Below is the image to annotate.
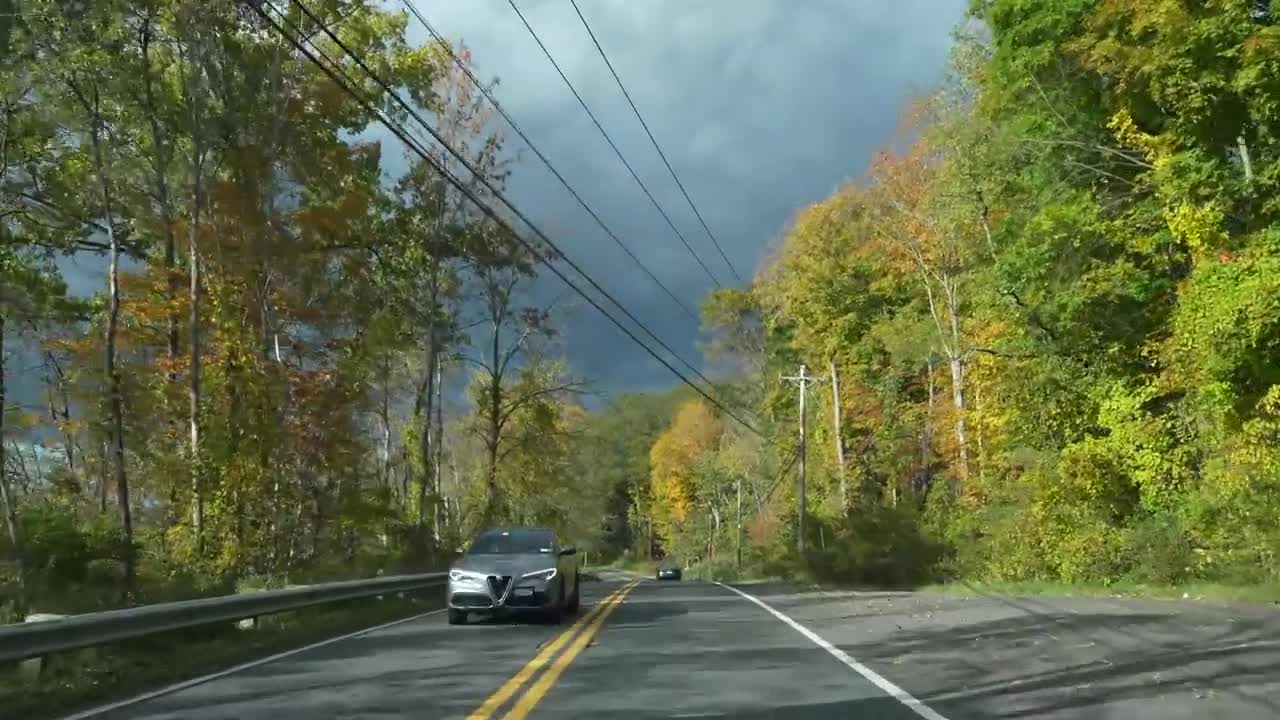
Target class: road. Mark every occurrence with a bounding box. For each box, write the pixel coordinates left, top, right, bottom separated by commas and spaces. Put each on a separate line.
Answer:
70, 574, 1280, 719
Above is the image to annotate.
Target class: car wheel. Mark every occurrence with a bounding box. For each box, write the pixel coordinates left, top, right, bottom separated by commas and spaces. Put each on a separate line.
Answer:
545, 583, 565, 624
566, 578, 580, 614
447, 609, 467, 625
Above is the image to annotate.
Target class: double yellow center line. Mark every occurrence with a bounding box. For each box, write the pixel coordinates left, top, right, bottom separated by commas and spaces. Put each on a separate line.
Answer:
467, 579, 641, 720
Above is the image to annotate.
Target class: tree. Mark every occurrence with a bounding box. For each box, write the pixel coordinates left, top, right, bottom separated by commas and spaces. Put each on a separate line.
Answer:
0, 0, 498, 598
576, 389, 695, 559
649, 400, 723, 556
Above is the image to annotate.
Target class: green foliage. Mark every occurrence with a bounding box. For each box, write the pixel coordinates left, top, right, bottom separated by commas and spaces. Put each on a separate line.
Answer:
803, 505, 945, 588
0, 0, 552, 622
574, 390, 694, 561
617, 0, 1280, 593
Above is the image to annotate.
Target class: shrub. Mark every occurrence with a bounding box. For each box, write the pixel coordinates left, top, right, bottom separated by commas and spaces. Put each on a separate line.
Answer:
802, 504, 944, 588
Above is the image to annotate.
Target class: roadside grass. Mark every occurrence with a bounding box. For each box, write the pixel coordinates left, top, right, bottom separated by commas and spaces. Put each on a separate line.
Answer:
919, 578, 1280, 607
585, 553, 1280, 610
0, 591, 443, 720
690, 558, 1280, 609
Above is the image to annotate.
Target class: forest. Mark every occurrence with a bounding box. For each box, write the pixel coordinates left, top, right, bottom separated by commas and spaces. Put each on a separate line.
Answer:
613, 0, 1280, 591
0, 0, 603, 620
4, 0, 1280, 627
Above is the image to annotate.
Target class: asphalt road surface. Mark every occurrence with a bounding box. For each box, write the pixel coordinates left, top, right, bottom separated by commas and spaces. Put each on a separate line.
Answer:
68, 574, 1280, 719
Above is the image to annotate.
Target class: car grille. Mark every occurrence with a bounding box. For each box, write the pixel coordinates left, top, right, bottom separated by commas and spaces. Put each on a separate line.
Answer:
452, 593, 493, 608
487, 575, 512, 599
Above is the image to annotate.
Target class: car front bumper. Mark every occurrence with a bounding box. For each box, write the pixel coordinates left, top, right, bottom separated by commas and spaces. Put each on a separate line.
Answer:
447, 575, 560, 613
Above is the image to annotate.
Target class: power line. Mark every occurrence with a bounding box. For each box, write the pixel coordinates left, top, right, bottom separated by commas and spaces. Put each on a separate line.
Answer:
568, 0, 743, 284
397, 0, 703, 327
766, 445, 802, 503
504, 0, 724, 289
284, 0, 720, 398
251, 0, 760, 436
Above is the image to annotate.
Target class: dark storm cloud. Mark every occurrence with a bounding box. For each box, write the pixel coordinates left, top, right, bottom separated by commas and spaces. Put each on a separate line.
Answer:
5, 2, 967, 421
404, 0, 969, 394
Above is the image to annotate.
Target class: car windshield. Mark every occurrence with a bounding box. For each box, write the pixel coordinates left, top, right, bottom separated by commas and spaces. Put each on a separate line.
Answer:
468, 529, 555, 555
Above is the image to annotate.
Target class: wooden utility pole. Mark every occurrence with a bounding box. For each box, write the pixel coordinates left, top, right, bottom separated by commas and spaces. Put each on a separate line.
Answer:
782, 364, 822, 557
829, 359, 846, 509
735, 472, 743, 571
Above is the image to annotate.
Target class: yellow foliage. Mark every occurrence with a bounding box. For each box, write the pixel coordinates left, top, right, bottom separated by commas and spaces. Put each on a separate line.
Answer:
649, 401, 722, 531
1106, 109, 1164, 162
1164, 202, 1227, 254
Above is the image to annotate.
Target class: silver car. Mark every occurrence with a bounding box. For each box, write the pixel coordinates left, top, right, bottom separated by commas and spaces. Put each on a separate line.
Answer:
446, 527, 580, 625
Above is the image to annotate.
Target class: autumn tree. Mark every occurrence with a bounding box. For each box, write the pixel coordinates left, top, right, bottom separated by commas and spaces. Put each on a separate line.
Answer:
649, 400, 724, 558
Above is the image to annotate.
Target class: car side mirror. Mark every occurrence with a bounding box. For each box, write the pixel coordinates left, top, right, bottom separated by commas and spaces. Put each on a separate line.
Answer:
559, 546, 577, 556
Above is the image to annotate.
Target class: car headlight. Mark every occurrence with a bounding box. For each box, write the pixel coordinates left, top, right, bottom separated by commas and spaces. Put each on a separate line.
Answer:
523, 568, 557, 582
449, 569, 484, 584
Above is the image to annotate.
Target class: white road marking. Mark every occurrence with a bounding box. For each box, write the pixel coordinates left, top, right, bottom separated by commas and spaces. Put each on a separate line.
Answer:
58, 607, 446, 720
715, 582, 951, 720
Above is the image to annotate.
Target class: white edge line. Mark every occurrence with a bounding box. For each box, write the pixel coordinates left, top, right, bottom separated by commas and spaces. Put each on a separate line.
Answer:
58, 607, 447, 720
714, 582, 950, 720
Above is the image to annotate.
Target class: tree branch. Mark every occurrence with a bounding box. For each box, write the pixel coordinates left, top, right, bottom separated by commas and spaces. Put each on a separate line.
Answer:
1018, 137, 1154, 170
497, 380, 584, 430
965, 346, 1036, 360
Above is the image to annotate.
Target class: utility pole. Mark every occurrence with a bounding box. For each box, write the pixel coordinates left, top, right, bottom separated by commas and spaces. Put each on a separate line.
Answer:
829, 358, 846, 510
782, 364, 822, 557
735, 472, 742, 571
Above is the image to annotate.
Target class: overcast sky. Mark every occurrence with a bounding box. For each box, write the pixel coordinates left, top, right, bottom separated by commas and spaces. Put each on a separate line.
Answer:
9, 1, 969, 420
402, 0, 969, 397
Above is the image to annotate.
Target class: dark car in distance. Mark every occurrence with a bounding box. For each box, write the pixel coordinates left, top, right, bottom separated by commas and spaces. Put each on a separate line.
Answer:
656, 561, 681, 581
447, 527, 579, 625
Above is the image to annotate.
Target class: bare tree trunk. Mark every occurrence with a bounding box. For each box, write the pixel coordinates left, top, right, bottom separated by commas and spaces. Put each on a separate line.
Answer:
99, 440, 108, 513
185, 40, 206, 552
432, 355, 445, 539
1238, 135, 1254, 184
139, 16, 184, 536
400, 443, 410, 511
485, 428, 499, 523
707, 510, 716, 560
947, 357, 969, 487
974, 188, 997, 259
225, 353, 242, 553
829, 359, 846, 509
43, 351, 75, 471
0, 465, 25, 620
913, 353, 935, 496
647, 514, 653, 560
0, 313, 27, 619
379, 353, 392, 491
448, 455, 462, 532
921, 272, 969, 491
485, 318, 501, 522
947, 355, 969, 484
945, 284, 970, 486
418, 340, 436, 527
140, 17, 181, 384
974, 382, 986, 486
83, 82, 133, 589
735, 474, 742, 570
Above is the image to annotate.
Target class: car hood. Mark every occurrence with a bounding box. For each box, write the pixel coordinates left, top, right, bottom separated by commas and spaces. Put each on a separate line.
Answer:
453, 553, 558, 577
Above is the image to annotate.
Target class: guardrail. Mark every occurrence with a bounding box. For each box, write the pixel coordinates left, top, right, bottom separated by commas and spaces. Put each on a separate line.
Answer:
0, 572, 447, 664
